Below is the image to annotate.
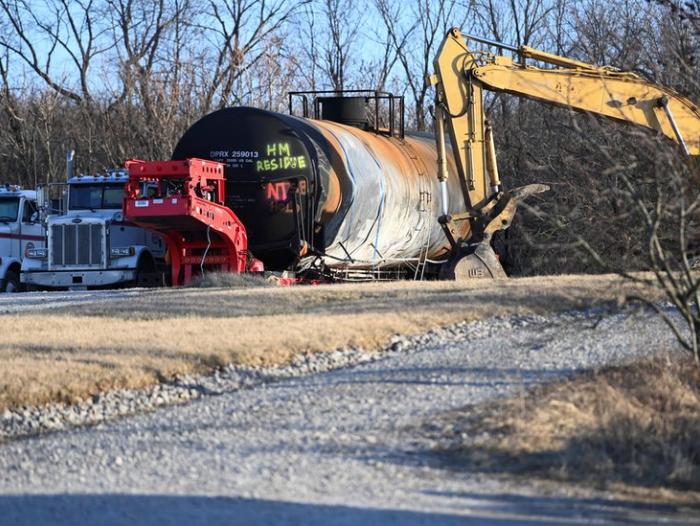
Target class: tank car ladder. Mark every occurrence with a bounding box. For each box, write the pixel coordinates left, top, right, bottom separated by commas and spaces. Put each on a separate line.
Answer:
413, 190, 433, 281
123, 158, 249, 286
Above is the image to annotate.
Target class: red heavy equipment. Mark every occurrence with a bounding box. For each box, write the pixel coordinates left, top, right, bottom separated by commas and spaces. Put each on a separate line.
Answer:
123, 158, 254, 286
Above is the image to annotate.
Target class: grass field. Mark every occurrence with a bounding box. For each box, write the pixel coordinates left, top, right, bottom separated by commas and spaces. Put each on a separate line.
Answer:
0, 274, 651, 411
433, 357, 700, 503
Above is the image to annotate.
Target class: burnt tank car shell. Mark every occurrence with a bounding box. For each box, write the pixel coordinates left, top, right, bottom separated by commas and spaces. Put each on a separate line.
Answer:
171, 107, 468, 272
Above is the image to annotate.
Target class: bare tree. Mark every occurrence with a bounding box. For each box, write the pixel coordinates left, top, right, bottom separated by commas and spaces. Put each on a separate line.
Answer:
295, 2, 320, 90
320, 0, 363, 91
524, 118, 700, 365
240, 34, 300, 111
652, 0, 700, 33
358, 4, 403, 93
546, 0, 574, 55
107, 0, 187, 107
647, 1, 700, 98
293, 0, 365, 92
200, 0, 308, 111
0, 0, 113, 105
102, 0, 195, 161
376, 0, 474, 130
354, 29, 401, 94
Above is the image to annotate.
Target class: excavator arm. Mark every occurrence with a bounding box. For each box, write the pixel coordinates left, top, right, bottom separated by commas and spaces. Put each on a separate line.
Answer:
475, 48, 700, 157
430, 27, 700, 279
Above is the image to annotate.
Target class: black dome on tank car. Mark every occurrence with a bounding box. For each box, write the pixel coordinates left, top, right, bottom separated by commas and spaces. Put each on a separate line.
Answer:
171, 107, 331, 270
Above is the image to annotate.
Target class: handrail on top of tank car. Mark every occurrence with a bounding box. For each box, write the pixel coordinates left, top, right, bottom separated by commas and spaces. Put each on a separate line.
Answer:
287, 89, 405, 138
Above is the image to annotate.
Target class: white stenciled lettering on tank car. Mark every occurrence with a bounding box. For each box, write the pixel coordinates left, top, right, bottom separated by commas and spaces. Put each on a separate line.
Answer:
231, 150, 259, 158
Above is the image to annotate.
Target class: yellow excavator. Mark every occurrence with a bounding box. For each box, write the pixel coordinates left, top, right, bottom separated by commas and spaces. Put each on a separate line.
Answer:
430, 28, 700, 279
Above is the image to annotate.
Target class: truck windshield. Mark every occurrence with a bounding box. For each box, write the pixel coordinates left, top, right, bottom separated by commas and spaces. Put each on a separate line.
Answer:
69, 184, 125, 210
0, 197, 19, 222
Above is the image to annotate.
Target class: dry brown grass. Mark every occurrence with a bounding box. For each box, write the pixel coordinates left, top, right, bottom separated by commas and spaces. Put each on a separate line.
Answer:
434, 357, 700, 503
0, 274, 653, 411
189, 271, 273, 288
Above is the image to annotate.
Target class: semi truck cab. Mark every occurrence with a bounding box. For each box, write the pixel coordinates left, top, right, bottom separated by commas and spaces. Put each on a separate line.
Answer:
0, 186, 43, 292
21, 172, 166, 290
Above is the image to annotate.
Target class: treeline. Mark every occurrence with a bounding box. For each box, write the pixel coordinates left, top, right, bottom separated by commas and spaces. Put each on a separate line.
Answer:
0, 0, 698, 274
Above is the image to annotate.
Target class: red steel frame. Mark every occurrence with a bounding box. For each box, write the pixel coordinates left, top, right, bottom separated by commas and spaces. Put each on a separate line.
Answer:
124, 158, 249, 286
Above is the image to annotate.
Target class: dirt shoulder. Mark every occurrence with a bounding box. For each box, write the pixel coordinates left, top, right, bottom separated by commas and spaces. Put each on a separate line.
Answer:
0, 274, 650, 411
426, 357, 700, 505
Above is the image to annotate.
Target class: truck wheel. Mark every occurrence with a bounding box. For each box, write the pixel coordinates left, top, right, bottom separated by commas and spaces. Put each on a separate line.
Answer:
135, 256, 159, 288
1, 271, 20, 293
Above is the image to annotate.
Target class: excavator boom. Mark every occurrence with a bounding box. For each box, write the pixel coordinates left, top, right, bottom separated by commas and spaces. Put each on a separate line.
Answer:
474, 50, 700, 157
430, 27, 700, 279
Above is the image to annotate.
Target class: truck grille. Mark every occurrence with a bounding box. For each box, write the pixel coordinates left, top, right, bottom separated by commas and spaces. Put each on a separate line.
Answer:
50, 223, 104, 267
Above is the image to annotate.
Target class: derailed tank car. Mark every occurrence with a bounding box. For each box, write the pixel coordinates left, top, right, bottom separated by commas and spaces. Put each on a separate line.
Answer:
171, 92, 469, 279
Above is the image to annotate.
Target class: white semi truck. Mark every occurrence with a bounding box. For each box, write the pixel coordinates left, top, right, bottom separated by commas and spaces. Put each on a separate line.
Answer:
0, 186, 43, 292
21, 171, 166, 290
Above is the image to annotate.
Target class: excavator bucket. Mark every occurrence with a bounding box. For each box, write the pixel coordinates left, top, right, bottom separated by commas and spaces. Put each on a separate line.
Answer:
438, 241, 507, 280
439, 183, 549, 280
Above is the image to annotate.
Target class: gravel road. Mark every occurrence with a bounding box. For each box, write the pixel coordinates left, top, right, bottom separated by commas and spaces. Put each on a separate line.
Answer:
0, 308, 698, 525
0, 287, 151, 314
